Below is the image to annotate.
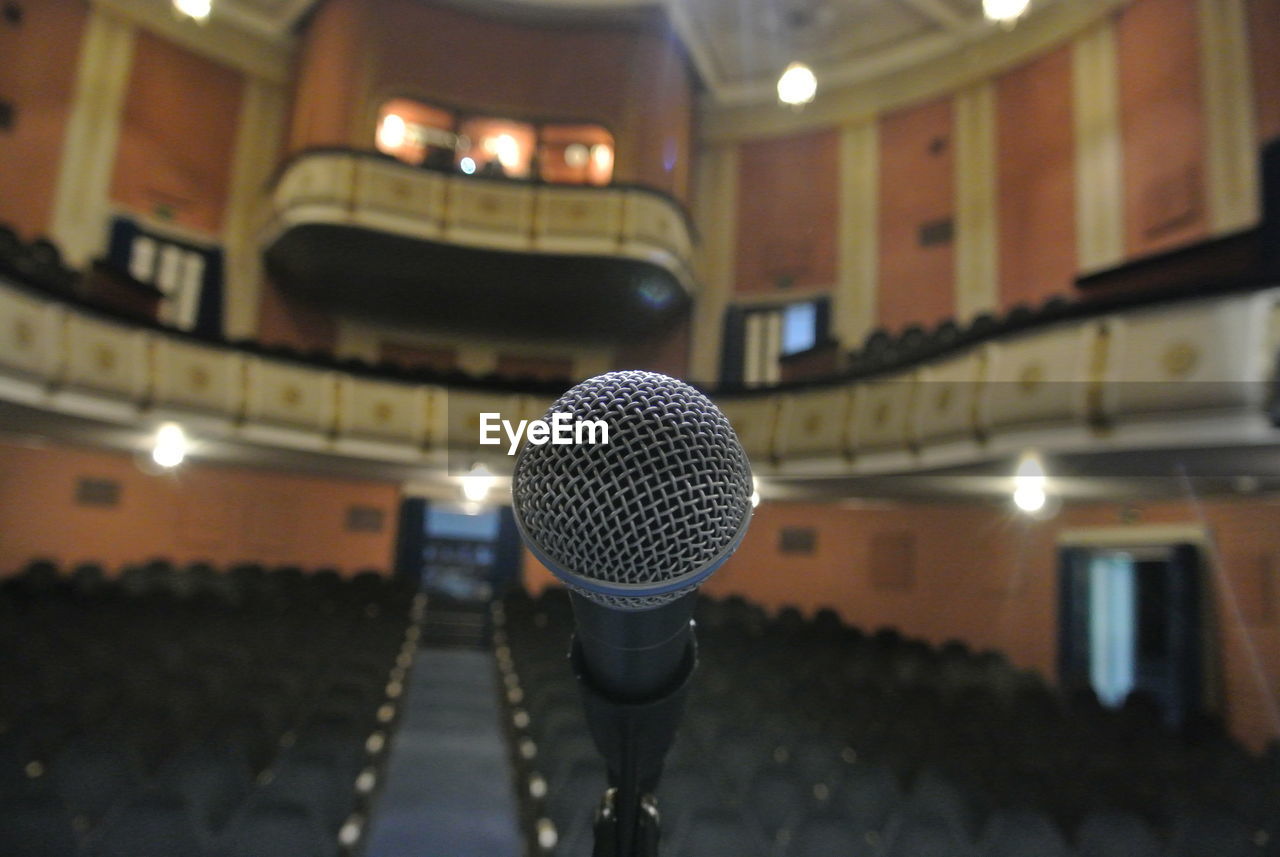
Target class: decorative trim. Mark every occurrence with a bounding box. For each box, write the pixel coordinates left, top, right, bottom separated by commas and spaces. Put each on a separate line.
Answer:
50, 9, 136, 268
1071, 19, 1126, 274
834, 121, 879, 347
954, 81, 999, 322
1196, 0, 1260, 234
1058, 524, 1210, 548
688, 144, 738, 384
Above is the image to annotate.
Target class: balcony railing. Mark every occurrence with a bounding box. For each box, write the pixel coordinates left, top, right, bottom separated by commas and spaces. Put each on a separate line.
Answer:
3, 259, 1278, 485
264, 149, 697, 295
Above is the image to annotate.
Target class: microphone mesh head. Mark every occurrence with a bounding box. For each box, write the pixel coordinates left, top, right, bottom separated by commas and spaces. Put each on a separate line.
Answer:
512, 371, 753, 610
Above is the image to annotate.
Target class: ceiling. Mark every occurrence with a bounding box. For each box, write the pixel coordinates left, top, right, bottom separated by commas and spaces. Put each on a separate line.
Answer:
204, 0, 1074, 105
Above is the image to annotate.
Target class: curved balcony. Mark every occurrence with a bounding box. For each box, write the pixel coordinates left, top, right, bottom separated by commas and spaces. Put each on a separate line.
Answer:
262, 149, 696, 341
3, 232, 1279, 501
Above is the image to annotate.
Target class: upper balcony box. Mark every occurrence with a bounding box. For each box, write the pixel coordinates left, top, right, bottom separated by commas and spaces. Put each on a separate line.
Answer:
263, 149, 695, 342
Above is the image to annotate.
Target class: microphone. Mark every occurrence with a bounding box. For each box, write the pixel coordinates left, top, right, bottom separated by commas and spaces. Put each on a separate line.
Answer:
511, 369, 754, 702
511, 370, 754, 856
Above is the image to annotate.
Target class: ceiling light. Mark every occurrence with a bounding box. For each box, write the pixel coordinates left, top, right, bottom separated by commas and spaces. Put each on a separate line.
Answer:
1012, 453, 1048, 514
461, 464, 495, 504
152, 423, 187, 468
173, 0, 212, 22
777, 62, 817, 108
983, 0, 1030, 25
459, 157, 476, 175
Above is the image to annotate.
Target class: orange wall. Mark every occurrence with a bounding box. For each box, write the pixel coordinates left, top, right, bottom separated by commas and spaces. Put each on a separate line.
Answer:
525, 495, 1280, 750
877, 97, 956, 333
355, 0, 694, 200
734, 129, 838, 295
1248, 0, 1280, 145
996, 46, 1077, 310
1116, 0, 1210, 257
286, 0, 370, 154
109, 30, 243, 236
0, 439, 400, 574
0, 0, 87, 239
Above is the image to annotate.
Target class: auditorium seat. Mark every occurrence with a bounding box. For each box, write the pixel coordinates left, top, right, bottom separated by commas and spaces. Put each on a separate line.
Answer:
670, 807, 769, 857
1, 558, 410, 856
881, 811, 978, 857
51, 738, 146, 825
1166, 810, 1265, 857
87, 790, 213, 857
785, 810, 880, 857
0, 791, 82, 857
1074, 810, 1163, 857
217, 797, 339, 857
154, 745, 252, 832
977, 808, 1073, 857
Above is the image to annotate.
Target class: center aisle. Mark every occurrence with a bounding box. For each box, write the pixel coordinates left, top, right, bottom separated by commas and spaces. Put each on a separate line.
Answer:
363, 648, 523, 857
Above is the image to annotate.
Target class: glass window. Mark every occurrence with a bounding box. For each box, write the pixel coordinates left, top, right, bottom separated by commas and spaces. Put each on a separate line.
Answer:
781, 301, 818, 355
372, 98, 613, 185
375, 99, 456, 168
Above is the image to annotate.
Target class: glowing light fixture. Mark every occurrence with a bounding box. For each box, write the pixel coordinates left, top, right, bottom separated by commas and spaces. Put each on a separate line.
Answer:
564, 143, 589, 168
494, 134, 520, 170
590, 143, 613, 172
152, 423, 188, 469
983, 0, 1030, 25
1012, 453, 1047, 514
461, 464, 496, 504
459, 157, 477, 175
777, 62, 817, 107
173, 0, 212, 22
377, 114, 407, 150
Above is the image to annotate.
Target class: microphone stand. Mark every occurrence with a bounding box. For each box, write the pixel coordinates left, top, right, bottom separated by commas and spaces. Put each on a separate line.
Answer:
570, 632, 696, 857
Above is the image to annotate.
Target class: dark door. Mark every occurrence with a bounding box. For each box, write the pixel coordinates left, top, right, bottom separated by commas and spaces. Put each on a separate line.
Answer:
1058, 543, 1205, 728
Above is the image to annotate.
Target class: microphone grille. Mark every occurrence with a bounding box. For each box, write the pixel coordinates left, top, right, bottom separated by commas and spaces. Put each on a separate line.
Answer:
512, 371, 753, 610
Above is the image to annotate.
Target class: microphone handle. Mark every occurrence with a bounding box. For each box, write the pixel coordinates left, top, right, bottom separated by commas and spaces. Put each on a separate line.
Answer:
569, 590, 697, 704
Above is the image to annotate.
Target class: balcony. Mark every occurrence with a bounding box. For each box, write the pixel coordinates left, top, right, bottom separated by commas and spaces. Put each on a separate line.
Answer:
262, 149, 696, 341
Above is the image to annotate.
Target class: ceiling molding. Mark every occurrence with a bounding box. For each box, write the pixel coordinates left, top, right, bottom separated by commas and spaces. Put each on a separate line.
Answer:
699, 0, 1134, 143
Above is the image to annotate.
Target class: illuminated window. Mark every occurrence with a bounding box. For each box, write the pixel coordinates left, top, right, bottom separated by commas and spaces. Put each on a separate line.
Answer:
455, 117, 536, 179
374, 99, 456, 167
373, 99, 613, 186
539, 125, 614, 186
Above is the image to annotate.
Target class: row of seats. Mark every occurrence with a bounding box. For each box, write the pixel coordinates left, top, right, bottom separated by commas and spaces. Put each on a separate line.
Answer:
494, 588, 1280, 857
0, 558, 422, 857
0, 222, 571, 396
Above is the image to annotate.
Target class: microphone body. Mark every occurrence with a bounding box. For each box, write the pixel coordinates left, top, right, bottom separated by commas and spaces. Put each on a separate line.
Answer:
511, 370, 753, 857
569, 589, 696, 704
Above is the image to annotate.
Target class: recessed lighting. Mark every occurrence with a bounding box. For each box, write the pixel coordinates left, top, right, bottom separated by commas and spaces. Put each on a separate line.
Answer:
152, 423, 187, 468
983, 0, 1030, 25
172, 0, 212, 23
777, 62, 817, 107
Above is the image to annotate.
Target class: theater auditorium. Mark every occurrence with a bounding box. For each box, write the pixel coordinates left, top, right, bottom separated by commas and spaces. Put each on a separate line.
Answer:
2, 0, 1280, 854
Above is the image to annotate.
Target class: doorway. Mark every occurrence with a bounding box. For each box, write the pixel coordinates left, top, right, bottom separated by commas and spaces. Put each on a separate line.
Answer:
393, 499, 523, 602
1059, 542, 1206, 728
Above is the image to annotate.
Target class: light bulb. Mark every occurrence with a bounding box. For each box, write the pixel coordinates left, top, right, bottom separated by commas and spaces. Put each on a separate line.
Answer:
173, 0, 212, 22
983, 0, 1030, 24
777, 62, 817, 107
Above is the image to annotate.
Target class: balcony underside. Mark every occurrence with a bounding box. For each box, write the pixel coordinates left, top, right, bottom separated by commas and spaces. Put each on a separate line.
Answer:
265, 223, 689, 341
